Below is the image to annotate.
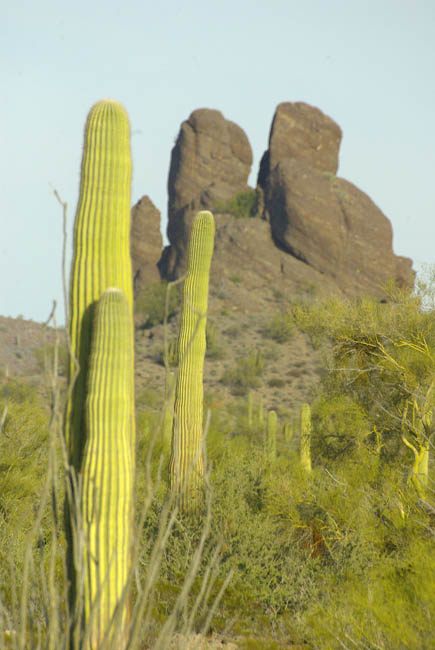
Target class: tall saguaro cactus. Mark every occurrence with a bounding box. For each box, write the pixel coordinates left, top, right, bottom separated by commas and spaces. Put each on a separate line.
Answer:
300, 403, 312, 472
169, 211, 215, 511
81, 288, 134, 648
65, 99, 135, 642
66, 98, 134, 470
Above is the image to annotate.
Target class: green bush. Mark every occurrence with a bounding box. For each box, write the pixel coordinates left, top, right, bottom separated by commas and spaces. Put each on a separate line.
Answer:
214, 189, 258, 219
135, 280, 181, 328
0, 385, 52, 609
262, 310, 295, 343
221, 350, 264, 395
33, 343, 68, 376
206, 321, 225, 360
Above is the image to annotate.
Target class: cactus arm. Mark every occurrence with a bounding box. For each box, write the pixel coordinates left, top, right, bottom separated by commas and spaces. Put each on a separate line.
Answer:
81, 288, 134, 648
169, 210, 215, 511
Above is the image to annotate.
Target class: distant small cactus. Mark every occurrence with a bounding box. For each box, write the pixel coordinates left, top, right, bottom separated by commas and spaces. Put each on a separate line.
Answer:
300, 403, 312, 472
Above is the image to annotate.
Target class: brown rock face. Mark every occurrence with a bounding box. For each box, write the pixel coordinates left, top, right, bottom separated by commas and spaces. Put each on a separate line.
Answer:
258, 102, 342, 196
165, 108, 253, 276
130, 196, 162, 296
260, 102, 414, 296
159, 101, 414, 299
266, 160, 411, 296
208, 213, 338, 310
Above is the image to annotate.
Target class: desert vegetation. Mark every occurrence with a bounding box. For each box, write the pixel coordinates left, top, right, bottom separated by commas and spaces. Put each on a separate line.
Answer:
0, 101, 433, 649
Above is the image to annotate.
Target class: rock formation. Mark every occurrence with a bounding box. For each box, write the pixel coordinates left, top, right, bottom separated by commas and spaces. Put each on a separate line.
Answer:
258, 102, 342, 193
151, 101, 414, 302
259, 102, 414, 297
130, 196, 162, 296
162, 108, 253, 277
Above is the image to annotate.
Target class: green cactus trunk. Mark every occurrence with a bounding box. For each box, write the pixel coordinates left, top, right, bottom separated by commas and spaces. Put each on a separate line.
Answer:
66, 98, 134, 471
284, 421, 294, 444
300, 403, 312, 472
81, 288, 134, 648
266, 410, 278, 461
169, 211, 215, 512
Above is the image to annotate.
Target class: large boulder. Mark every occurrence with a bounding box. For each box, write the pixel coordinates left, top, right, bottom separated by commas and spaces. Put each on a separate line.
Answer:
130, 195, 162, 296
258, 102, 342, 197
259, 102, 414, 296
265, 159, 414, 296
165, 108, 253, 276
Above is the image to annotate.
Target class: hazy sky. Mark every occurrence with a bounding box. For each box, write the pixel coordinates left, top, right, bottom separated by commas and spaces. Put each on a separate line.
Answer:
2, 0, 434, 323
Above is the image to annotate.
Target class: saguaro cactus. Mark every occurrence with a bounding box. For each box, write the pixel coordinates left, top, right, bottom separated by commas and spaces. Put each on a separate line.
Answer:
66, 98, 134, 470
65, 99, 135, 641
81, 288, 134, 648
300, 403, 312, 472
169, 211, 215, 511
284, 420, 294, 444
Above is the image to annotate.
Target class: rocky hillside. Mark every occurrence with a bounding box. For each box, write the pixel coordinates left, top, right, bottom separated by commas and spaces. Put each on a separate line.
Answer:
1, 101, 415, 414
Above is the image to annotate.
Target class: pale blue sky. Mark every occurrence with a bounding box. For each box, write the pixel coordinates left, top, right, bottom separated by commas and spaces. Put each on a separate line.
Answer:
1, 0, 434, 323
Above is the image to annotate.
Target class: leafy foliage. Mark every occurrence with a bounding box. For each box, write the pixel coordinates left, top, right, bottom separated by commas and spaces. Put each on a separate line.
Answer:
262, 310, 295, 343
214, 189, 258, 219
1, 287, 434, 648
221, 350, 265, 395
135, 280, 181, 328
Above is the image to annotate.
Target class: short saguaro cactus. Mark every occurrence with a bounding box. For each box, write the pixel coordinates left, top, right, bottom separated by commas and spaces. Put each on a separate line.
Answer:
81, 288, 135, 648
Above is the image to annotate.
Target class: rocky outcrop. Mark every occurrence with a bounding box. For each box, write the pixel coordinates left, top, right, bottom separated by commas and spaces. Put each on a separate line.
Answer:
130, 196, 162, 296
259, 102, 414, 297
258, 102, 342, 196
157, 101, 414, 300
164, 108, 253, 276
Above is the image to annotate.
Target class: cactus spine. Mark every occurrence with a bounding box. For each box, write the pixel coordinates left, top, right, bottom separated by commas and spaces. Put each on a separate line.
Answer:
81, 288, 134, 648
300, 403, 312, 472
169, 211, 215, 511
66, 99, 134, 470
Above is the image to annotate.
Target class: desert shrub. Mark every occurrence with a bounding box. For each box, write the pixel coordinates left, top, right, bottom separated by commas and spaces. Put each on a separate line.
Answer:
294, 290, 435, 491
262, 311, 295, 343
221, 350, 264, 396
135, 280, 181, 328
214, 189, 258, 219
268, 377, 285, 388
33, 342, 68, 376
206, 321, 225, 360
311, 393, 370, 462
0, 377, 37, 403
0, 388, 52, 608
156, 337, 179, 368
